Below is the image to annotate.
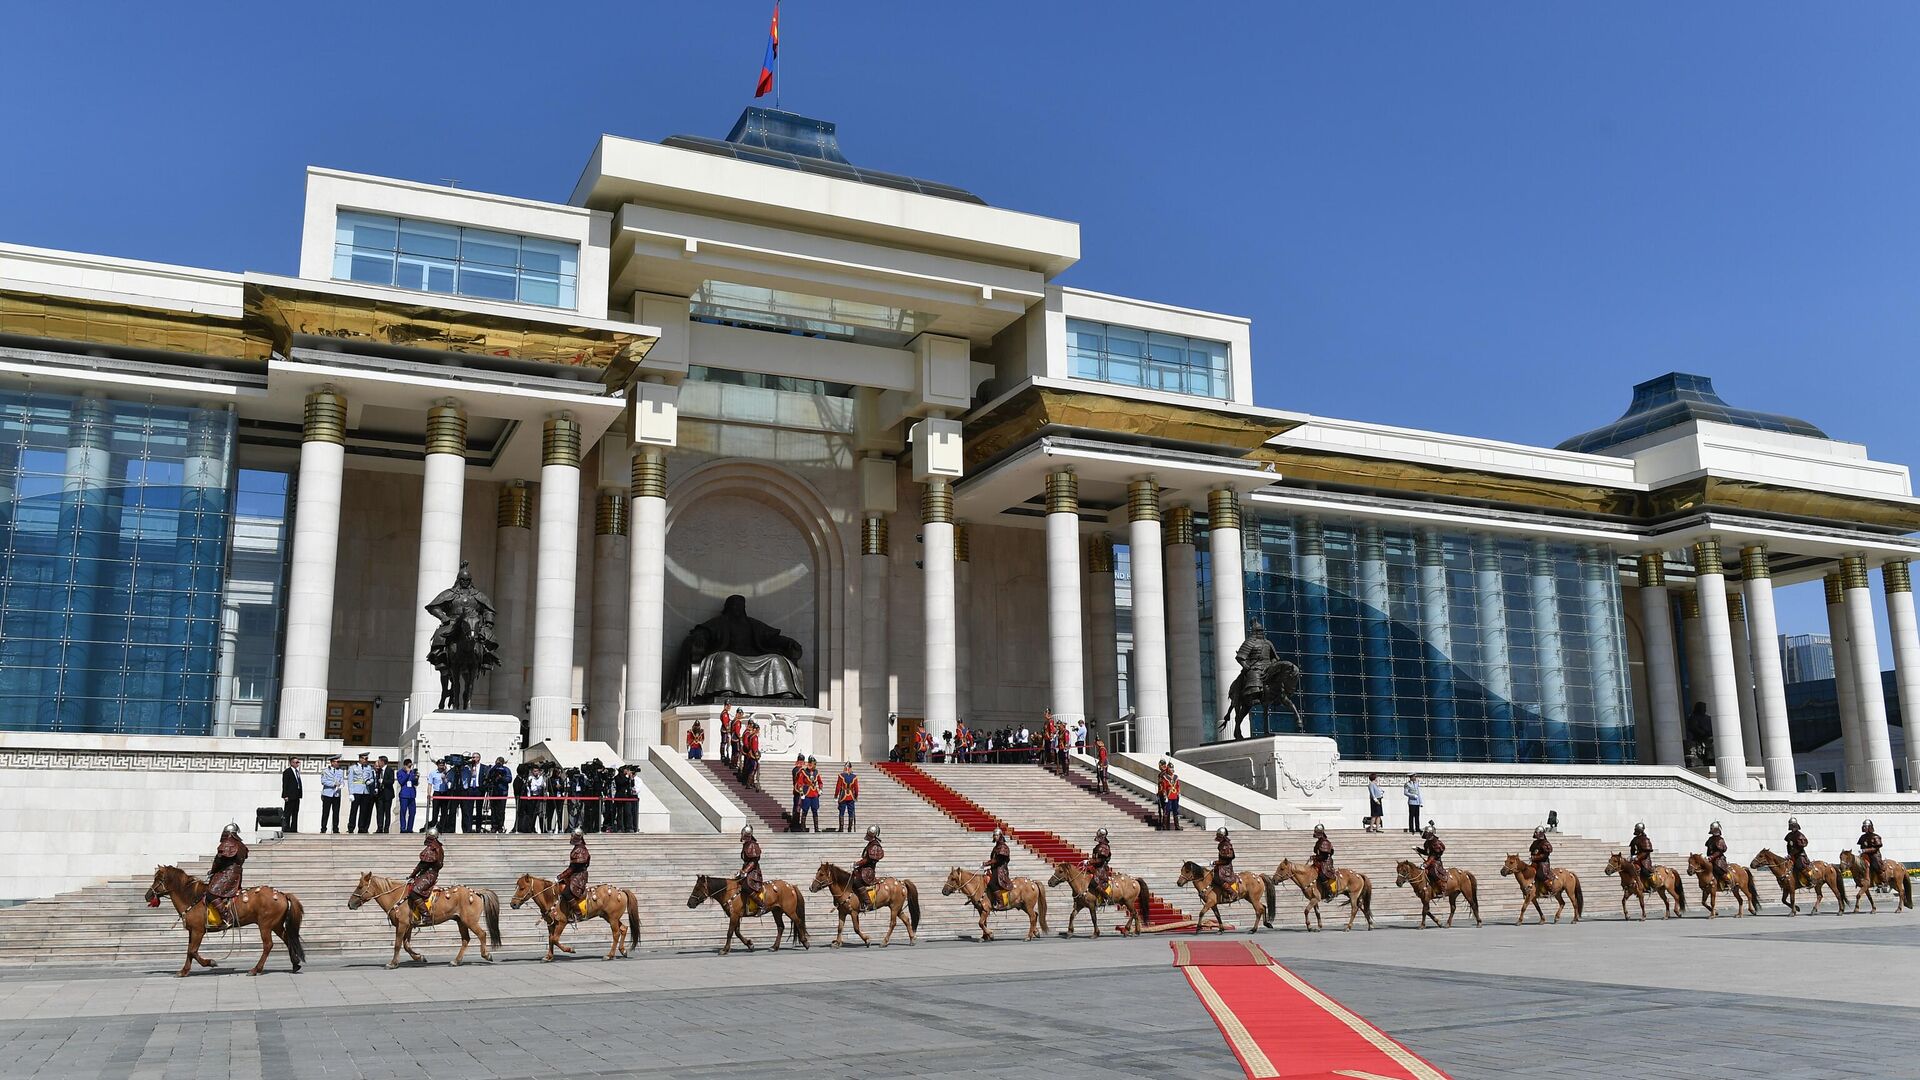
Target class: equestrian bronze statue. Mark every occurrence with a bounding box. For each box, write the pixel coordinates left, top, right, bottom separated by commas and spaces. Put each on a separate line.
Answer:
426, 561, 502, 711
1220, 622, 1304, 740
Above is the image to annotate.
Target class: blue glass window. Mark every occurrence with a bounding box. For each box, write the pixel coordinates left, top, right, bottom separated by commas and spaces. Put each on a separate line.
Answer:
1067, 319, 1230, 399
332, 211, 579, 310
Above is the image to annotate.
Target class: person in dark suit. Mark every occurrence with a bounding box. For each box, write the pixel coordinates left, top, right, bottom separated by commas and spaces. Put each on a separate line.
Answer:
281, 757, 303, 832
487, 757, 512, 833
374, 755, 397, 833
512, 764, 534, 833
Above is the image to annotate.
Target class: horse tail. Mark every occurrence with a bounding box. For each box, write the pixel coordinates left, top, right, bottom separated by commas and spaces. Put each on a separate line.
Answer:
1572, 879, 1584, 917
792, 891, 809, 944
1902, 872, 1913, 911
1135, 880, 1153, 932
283, 894, 307, 969
905, 880, 922, 931
482, 888, 503, 947
1746, 872, 1762, 912
626, 890, 642, 943
1263, 873, 1277, 928
1036, 884, 1049, 933
1674, 873, 1687, 913
1360, 876, 1373, 921
1464, 872, 1481, 920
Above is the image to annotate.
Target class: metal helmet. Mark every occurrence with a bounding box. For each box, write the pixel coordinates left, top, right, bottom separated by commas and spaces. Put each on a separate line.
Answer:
1709, 821, 1722, 834
993, 828, 1004, 840
1312, 824, 1326, 835
1534, 827, 1546, 838
1216, 828, 1229, 839
1788, 817, 1799, 829
570, 829, 584, 840
221, 823, 240, 836
1863, 819, 1875, 831
866, 826, 878, 838
1423, 822, 1436, 835
424, 826, 439, 839
1095, 827, 1108, 838
741, 825, 754, 838
1633, 822, 1645, 834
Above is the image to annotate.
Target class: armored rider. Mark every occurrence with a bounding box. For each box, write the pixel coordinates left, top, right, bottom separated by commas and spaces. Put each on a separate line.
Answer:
1704, 821, 1730, 888
205, 823, 248, 929
1310, 824, 1337, 898
1629, 822, 1655, 884
1213, 827, 1239, 900
1859, 818, 1885, 890
1785, 817, 1811, 887
1417, 822, 1446, 889
557, 829, 590, 923
1086, 828, 1113, 897
408, 826, 444, 926
853, 826, 883, 906
739, 825, 771, 911
1236, 620, 1279, 700
985, 829, 1013, 908
1530, 827, 1555, 892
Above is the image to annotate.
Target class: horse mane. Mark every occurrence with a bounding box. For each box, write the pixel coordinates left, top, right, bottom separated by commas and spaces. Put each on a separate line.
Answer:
820, 862, 850, 885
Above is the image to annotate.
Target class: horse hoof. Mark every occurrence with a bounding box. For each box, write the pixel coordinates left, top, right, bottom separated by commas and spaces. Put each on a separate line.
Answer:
386, 962, 398, 970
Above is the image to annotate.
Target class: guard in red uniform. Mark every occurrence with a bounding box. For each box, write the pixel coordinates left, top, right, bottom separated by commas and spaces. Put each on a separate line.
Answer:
557, 829, 590, 922
985, 829, 1013, 907
1214, 827, 1239, 899
204, 823, 247, 928
1859, 819, 1885, 888
686, 721, 705, 760
1087, 828, 1112, 895
738, 826, 769, 910
800, 756, 824, 833
1094, 738, 1110, 793
1629, 822, 1655, 884
1530, 827, 1555, 889
1310, 824, 1336, 898
789, 754, 808, 828
1785, 817, 1811, 886
408, 826, 444, 925
742, 723, 762, 789
1164, 766, 1183, 830
1704, 822, 1729, 887
853, 826, 883, 904
835, 763, 860, 832
1417, 822, 1446, 888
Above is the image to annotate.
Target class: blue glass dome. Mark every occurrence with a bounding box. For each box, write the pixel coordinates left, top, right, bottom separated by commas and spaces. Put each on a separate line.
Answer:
1557, 373, 1828, 454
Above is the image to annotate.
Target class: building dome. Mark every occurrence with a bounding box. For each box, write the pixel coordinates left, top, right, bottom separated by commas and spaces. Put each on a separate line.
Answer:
1557, 372, 1828, 454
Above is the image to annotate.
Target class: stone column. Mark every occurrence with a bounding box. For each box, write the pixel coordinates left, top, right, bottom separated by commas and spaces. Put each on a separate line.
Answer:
1165, 505, 1203, 750
278, 390, 346, 740
1580, 544, 1628, 763
859, 516, 891, 761
1473, 535, 1516, 759
1825, 573, 1865, 790
214, 598, 241, 737
1693, 539, 1750, 790
1128, 479, 1171, 755
1087, 534, 1121, 743
1529, 540, 1572, 762
492, 482, 533, 718
1636, 555, 1686, 767
955, 523, 972, 729
588, 489, 628, 746
1883, 561, 1920, 793
622, 448, 667, 758
921, 479, 958, 746
1740, 547, 1796, 792
1359, 525, 1398, 759
408, 402, 467, 723
1299, 517, 1335, 735
54, 394, 111, 729
1418, 528, 1459, 760
1680, 591, 1709, 722
528, 414, 582, 745
1208, 489, 1247, 744
1842, 554, 1897, 792
1044, 471, 1087, 732
1725, 593, 1763, 777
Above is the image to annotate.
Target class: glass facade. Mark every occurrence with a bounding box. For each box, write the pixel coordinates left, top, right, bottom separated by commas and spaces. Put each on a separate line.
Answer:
333, 210, 579, 309
1067, 319, 1230, 399
1235, 513, 1634, 764
0, 391, 236, 735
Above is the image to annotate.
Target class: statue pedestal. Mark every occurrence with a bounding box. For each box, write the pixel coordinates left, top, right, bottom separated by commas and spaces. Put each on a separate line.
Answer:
1176, 735, 1343, 813
663, 705, 832, 759
402, 711, 523, 769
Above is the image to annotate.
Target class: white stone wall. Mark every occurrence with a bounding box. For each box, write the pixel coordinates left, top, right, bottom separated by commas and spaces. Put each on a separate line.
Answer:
0, 732, 343, 903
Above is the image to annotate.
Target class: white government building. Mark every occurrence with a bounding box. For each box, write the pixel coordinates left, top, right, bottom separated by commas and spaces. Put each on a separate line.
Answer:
2, 108, 1917, 901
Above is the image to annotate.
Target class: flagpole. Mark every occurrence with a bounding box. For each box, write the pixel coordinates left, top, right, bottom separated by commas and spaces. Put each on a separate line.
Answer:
775, 1, 782, 109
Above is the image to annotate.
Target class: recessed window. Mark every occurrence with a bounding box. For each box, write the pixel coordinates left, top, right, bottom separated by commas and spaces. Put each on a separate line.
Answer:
1066, 319, 1230, 399
332, 211, 579, 310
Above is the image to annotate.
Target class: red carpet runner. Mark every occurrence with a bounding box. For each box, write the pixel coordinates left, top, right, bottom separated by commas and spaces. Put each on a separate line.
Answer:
1174, 942, 1451, 1080
874, 762, 1190, 928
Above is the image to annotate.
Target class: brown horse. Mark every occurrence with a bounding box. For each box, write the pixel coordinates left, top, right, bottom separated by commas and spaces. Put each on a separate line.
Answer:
1175, 861, 1273, 934
943, 867, 1049, 941
510, 874, 642, 961
347, 872, 500, 968
145, 865, 305, 978
1839, 850, 1912, 913
1500, 854, 1584, 924
1750, 849, 1845, 916
1394, 860, 1482, 928
1604, 853, 1687, 921
686, 873, 809, 955
1271, 858, 1373, 931
1684, 854, 1760, 917
810, 863, 920, 947
1049, 862, 1153, 938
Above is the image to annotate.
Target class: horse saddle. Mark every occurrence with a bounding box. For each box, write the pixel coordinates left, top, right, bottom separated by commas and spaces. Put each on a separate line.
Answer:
1320, 877, 1341, 899
862, 886, 880, 909
743, 894, 764, 916
203, 904, 229, 929
993, 888, 1011, 910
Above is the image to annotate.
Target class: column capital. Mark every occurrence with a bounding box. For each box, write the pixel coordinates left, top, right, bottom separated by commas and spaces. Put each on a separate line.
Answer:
1088, 533, 1115, 574
1692, 538, 1725, 576
921, 478, 954, 525
1680, 590, 1701, 620
1841, 554, 1871, 591
954, 521, 970, 563
1740, 545, 1771, 580
861, 515, 889, 557
1885, 560, 1912, 595
497, 480, 533, 529
1726, 591, 1746, 622
595, 490, 628, 537
630, 446, 666, 500
1824, 572, 1845, 606
1126, 479, 1160, 523
1636, 553, 1666, 588
424, 403, 466, 456
303, 390, 346, 445
1207, 487, 1240, 530
542, 415, 582, 468
1044, 470, 1079, 514
1164, 506, 1195, 547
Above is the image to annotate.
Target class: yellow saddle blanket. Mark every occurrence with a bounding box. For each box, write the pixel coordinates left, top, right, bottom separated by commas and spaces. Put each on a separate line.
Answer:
862, 886, 880, 908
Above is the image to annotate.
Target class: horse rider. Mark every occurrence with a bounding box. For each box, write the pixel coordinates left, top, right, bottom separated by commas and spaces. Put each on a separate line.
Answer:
853, 826, 883, 906
1704, 821, 1730, 888
557, 828, 590, 923
1087, 828, 1113, 897
1416, 822, 1446, 889
985, 829, 1014, 908
1529, 827, 1555, 890
1310, 824, 1337, 898
1785, 817, 1811, 887
1859, 819, 1885, 890
408, 826, 443, 925
1213, 827, 1240, 900
738, 825, 771, 910
1629, 822, 1655, 884
205, 823, 247, 929
1236, 620, 1279, 699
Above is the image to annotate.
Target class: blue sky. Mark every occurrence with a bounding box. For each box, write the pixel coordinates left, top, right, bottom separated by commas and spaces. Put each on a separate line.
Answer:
5, 2, 1916, 653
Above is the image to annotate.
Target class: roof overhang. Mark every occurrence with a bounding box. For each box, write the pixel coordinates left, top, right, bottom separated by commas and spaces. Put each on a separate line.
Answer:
962, 379, 1304, 477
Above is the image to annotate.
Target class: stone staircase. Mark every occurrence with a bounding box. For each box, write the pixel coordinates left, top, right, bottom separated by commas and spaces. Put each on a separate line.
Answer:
697, 758, 793, 830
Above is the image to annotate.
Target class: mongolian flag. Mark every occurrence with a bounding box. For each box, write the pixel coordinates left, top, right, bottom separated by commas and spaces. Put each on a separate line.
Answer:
754, 3, 780, 99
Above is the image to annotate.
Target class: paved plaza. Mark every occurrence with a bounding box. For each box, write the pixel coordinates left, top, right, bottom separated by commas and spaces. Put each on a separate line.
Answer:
0, 905, 1913, 1079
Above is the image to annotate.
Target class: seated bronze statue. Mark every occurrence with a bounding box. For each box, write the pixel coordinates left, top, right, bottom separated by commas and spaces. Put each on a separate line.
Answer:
666, 594, 806, 705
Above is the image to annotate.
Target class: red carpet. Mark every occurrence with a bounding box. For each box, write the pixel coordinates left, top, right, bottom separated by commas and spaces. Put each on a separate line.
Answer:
1176, 943, 1451, 1080
875, 762, 1190, 927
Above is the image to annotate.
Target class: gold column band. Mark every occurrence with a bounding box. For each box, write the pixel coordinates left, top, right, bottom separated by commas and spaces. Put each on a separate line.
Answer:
302, 390, 346, 445
1824, 573, 1845, 607
542, 416, 581, 468
1165, 506, 1195, 547
629, 448, 665, 501
497, 481, 532, 529
861, 516, 889, 557
1127, 479, 1159, 523
1358, 524, 1383, 560
954, 523, 970, 563
1740, 546, 1770, 580
1886, 560, 1913, 595
1045, 471, 1078, 515
921, 478, 953, 525
1726, 592, 1746, 621
1300, 518, 1326, 558
1841, 554, 1870, 591
595, 491, 628, 537
1088, 534, 1115, 574
424, 404, 466, 456
1207, 488, 1240, 530
1681, 591, 1700, 619
1692, 538, 1724, 577
1637, 553, 1666, 589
